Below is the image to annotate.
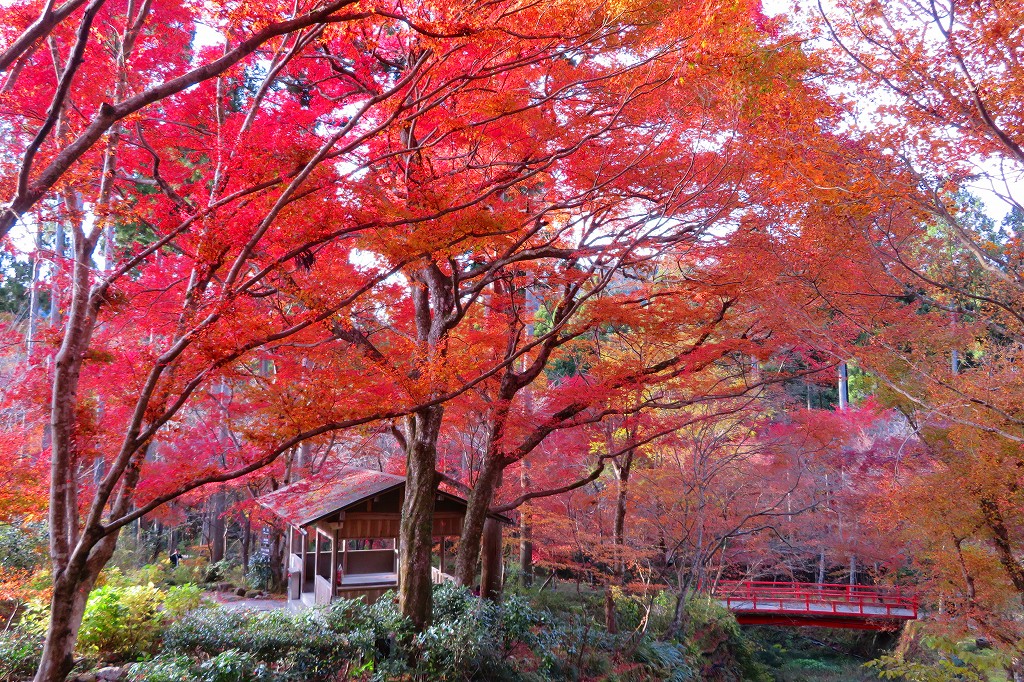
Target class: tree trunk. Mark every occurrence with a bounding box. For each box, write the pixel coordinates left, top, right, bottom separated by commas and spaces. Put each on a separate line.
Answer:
454, 453, 503, 587
480, 518, 503, 600
666, 571, 693, 642
33, 573, 93, 682
980, 496, 1024, 606
399, 407, 443, 629
519, 511, 533, 587
606, 448, 634, 636
210, 492, 225, 562
269, 526, 285, 591
37, 228, 103, 682
33, 528, 120, 682
27, 223, 44, 351
241, 514, 251, 572
150, 521, 164, 563
604, 587, 617, 634
518, 457, 534, 587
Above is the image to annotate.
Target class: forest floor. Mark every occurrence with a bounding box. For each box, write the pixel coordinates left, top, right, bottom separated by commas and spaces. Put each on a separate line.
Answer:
204, 591, 291, 611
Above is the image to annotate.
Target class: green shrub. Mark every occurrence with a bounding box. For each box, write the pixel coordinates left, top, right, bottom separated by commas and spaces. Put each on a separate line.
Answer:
134, 563, 171, 587
683, 596, 771, 682
157, 584, 568, 682
168, 559, 205, 586
0, 628, 43, 680
866, 655, 986, 682
198, 650, 274, 682
128, 650, 276, 682
204, 560, 232, 584
78, 583, 166, 662
245, 555, 273, 592
0, 523, 47, 571
409, 583, 563, 681
162, 606, 358, 681
632, 639, 696, 682
127, 654, 196, 682
163, 584, 206, 618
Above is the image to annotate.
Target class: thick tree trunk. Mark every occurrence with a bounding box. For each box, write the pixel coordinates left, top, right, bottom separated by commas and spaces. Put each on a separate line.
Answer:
454, 454, 503, 588
667, 545, 705, 642
399, 407, 443, 629
33, 574, 92, 682
518, 459, 533, 586
519, 512, 533, 587
37, 228, 103, 682
210, 492, 225, 562
269, 526, 285, 591
980, 496, 1024, 606
34, 529, 120, 682
480, 518, 504, 600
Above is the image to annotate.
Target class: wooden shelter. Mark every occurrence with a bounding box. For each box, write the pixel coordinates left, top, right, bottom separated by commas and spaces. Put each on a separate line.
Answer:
257, 467, 502, 606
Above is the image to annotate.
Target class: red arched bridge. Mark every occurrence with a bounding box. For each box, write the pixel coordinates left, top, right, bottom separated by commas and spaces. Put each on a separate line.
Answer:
710, 581, 919, 630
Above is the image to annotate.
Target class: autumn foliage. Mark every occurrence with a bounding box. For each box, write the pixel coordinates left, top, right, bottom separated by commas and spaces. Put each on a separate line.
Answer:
3, 0, 1024, 679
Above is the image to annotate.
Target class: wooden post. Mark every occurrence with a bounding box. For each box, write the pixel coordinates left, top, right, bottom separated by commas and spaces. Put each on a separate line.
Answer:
300, 528, 308, 592
480, 518, 503, 600
332, 528, 339, 599
314, 529, 321, 584
342, 536, 349, 576
439, 537, 446, 575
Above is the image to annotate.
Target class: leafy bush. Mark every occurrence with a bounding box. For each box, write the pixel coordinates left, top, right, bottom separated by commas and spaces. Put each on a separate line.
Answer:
0, 523, 47, 571
866, 629, 1007, 682
867, 655, 986, 682
163, 584, 207, 618
245, 554, 273, 592
168, 558, 206, 586
0, 628, 43, 680
134, 563, 171, 587
18, 582, 208, 665
198, 650, 275, 682
157, 584, 566, 682
633, 639, 696, 682
162, 605, 358, 681
683, 596, 771, 682
78, 583, 165, 662
410, 583, 565, 680
129, 650, 275, 682
127, 654, 196, 682
204, 560, 233, 584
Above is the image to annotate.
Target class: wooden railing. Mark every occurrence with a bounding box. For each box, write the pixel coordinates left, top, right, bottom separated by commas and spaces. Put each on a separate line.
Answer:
314, 574, 333, 605
431, 567, 456, 585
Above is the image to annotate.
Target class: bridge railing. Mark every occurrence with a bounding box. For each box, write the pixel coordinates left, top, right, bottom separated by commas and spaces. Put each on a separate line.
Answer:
709, 580, 918, 619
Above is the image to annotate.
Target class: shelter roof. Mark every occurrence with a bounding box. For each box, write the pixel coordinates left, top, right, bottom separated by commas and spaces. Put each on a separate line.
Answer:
256, 467, 405, 527
257, 466, 512, 527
